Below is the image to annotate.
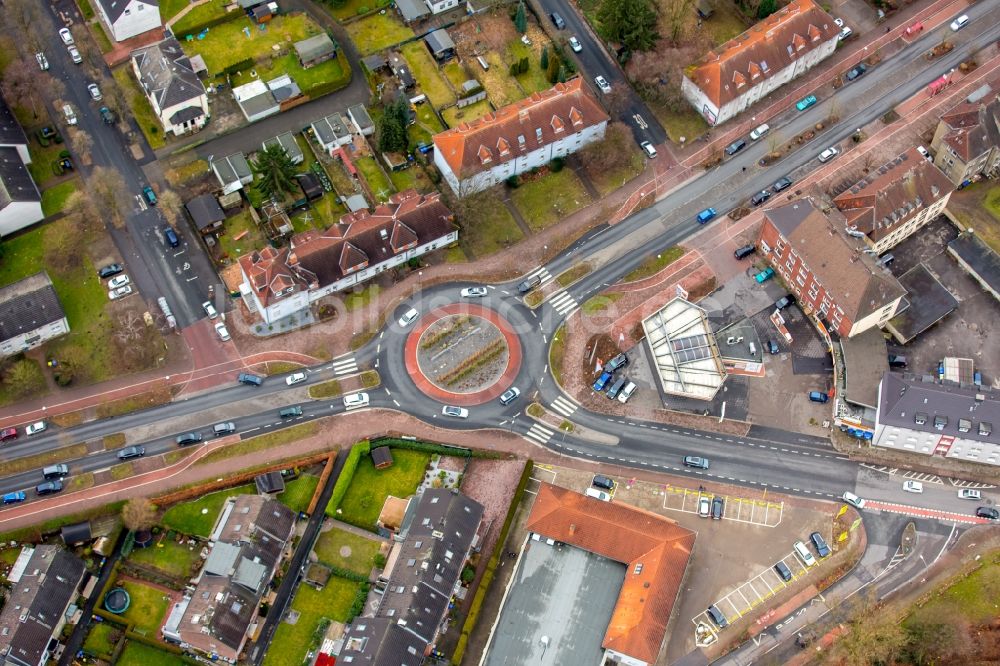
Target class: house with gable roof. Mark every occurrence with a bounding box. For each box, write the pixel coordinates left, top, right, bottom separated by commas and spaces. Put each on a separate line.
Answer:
131, 37, 209, 137
433, 78, 608, 196
682, 0, 839, 125
94, 0, 160, 42
238, 190, 456, 323
929, 85, 1000, 186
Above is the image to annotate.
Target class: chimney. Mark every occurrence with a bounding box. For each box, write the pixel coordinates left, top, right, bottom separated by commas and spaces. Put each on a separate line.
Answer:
568, 524, 576, 536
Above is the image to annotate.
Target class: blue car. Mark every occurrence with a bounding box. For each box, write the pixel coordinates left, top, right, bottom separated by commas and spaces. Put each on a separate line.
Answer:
593, 371, 613, 392
754, 267, 775, 283
808, 391, 829, 403
795, 95, 817, 111
3, 491, 26, 504
163, 226, 179, 248
697, 208, 717, 224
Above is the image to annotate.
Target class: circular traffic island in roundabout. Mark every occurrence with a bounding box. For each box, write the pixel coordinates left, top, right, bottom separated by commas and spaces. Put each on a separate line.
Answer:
404, 304, 522, 406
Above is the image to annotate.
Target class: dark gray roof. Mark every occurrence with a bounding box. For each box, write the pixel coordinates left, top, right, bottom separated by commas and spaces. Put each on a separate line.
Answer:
294, 33, 336, 62
295, 173, 323, 199
424, 29, 455, 56
840, 328, 886, 409
212, 153, 252, 185
185, 193, 226, 230
348, 103, 374, 132
97, 0, 158, 24
0, 272, 66, 343
61, 521, 93, 545
396, 0, 429, 21
371, 446, 393, 466
0, 92, 28, 147
361, 54, 389, 72
254, 470, 285, 494
879, 372, 998, 444
948, 232, 1000, 299
388, 52, 416, 88
311, 112, 351, 147
208, 583, 257, 650
0, 146, 41, 208
886, 263, 958, 343
254, 499, 295, 543
168, 105, 205, 126
131, 37, 206, 110
263, 132, 303, 163
237, 87, 279, 118
339, 618, 426, 666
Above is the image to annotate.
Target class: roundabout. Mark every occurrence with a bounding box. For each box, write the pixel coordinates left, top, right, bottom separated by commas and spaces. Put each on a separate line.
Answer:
404, 303, 522, 406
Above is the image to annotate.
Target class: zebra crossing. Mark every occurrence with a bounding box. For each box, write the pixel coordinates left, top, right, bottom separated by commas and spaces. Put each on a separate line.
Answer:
330, 355, 359, 376
550, 396, 578, 417
525, 423, 555, 445
524, 266, 553, 288
548, 289, 579, 316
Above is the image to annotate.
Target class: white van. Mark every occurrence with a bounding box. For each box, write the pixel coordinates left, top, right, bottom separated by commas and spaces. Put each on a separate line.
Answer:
343, 392, 370, 410
63, 104, 77, 126
748, 342, 757, 356
477, 55, 489, 71
793, 540, 816, 566
585, 488, 611, 501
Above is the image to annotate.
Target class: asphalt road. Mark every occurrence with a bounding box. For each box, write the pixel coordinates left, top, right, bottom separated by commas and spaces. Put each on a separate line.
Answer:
531, 0, 667, 145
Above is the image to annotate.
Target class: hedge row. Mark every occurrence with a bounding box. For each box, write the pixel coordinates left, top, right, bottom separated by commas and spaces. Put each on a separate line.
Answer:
325, 440, 371, 517
325, 564, 367, 584
173, 11, 239, 39
452, 460, 534, 664
371, 436, 507, 459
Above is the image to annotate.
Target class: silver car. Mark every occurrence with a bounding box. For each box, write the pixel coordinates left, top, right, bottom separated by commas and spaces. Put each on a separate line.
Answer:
398, 307, 419, 327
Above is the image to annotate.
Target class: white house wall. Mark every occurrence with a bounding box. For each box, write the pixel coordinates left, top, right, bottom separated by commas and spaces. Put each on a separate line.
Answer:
160, 96, 209, 136
0, 316, 70, 357
0, 201, 44, 237
873, 424, 1000, 466
426, 0, 460, 13
100, 0, 161, 42
845, 295, 902, 338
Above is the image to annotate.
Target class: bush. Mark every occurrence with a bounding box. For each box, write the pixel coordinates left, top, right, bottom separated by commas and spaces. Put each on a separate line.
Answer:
506, 175, 520, 188
325, 440, 371, 517
222, 57, 255, 76
549, 157, 565, 172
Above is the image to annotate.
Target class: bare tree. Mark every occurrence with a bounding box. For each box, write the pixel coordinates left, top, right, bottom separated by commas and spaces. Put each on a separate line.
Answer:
577, 121, 635, 175
661, 0, 696, 44
68, 127, 94, 165
604, 82, 631, 118
2, 58, 42, 119
89, 166, 128, 228
158, 189, 183, 227
63, 190, 103, 234
122, 498, 158, 532
114, 311, 147, 346
2, 0, 40, 41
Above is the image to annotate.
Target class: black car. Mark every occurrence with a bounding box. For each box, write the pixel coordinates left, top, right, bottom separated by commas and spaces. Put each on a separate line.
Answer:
810, 531, 831, 557
176, 432, 203, 446
238, 373, 263, 386
976, 506, 999, 520
725, 138, 746, 156
117, 445, 145, 460
607, 376, 627, 399
734, 244, 755, 260
592, 474, 615, 490
604, 353, 628, 373
767, 339, 780, 354
711, 496, 724, 520
35, 480, 64, 496
750, 190, 771, 206
517, 275, 541, 293
98, 263, 124, 279
774, 561, 793, 582
707, 605, 729, 628
888, 354, 908, 368
845, 63, 867, 81
772, 176, 793, 192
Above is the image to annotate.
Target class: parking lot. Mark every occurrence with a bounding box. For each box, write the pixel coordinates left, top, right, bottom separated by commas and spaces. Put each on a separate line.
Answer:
523, 465, 841, 661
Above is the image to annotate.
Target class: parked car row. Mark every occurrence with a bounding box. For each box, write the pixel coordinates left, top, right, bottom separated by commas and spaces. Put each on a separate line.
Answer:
1, 420, 48, 443
592, 352, 637, 402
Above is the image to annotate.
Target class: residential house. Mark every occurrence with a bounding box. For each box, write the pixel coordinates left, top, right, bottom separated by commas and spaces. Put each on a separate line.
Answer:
348, 103, 375, 136
833, 147, 954, 255
757, 199, 906, 338
293, 33, 337, 69
185, 194, 226, 234
874, 372, 1000, 466
395, 0, 429, 22
0, 273, 70, 358
0, 546, 86, 666
94, 0, 160, 42
338, 488, 484, 663
929, 86, 1000, 186
162, 495, 295, 663
433, 78, 608, 196
238, 190, 456, 324
131, 37, 209, 136
266, 74, 300, 105
682, 0, 839, 125
263, 132, 304, 164
212, 153, 253, 194
232, 80, 280, 123
424, 29, 455, 61
425, 0, 462, 14
310, 112, 353, 154
388, 52, 416, 90
0, 93, 43, 235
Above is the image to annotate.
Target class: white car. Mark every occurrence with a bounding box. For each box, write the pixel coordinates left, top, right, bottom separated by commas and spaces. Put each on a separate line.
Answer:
950, 14, 969, 31
26, 421, 47, 436
68, 46, 82, 64
460, 286, 488, 298
839, 26, 853, 40
842, 491, 865, 509
818, 147, 839, 163
568, 36, 582, 53
617, 381, 637, 403
594, 75, 612, 94
640, 141, 657, 159
442, 405, 469, 418
87, 83, 102, 101
286, 372, 307, 386
398, 307, 419, 327
107, 274, 130, 289
202, 301, 218, 319
108, 285, 132, 300
903, 480, 924, 493
749, 123, 770, 140
833, 17, 844, 27
698, 496, 711, 518
958, 488, 982, 500
35, 52, 49, 71
214, 321, 230, 341
58, 27, 74, 45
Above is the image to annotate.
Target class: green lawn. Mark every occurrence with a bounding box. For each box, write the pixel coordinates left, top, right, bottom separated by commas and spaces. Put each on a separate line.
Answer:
314, 526, 381, 575
337, 449, 430, 530
216, 209, 266, 263
510, 169, 591, 231
703, 1, 751, 46
443, 61, 471, 89
324, 0, 391, 21
508, 41, 553, 96
0, 547, 22, 565
181, 13, 323, 74
27, 135, 72, 187
83, 622, 119, 657
127, 537, 202, 579
117, 641, 185, 666
389, 165, 433, 194
906, 556, 1000, 628
589, 150, 645, 196
279, 474, 320, 514
478, 50, 525, 107
401, 42, 455, 108
161, 483, 256, 538
458, 191, 523, 258
264, 576, 359, 666
229, 50, 350, 98
443, 99, 493, 128
116, 579, 172, 633
159, 0, 190, 23
343, 283, 380, 312
112, 66, 165, 150
410, 102, 444, 141
172, 2, 232, 36
91, 22, 114, 53
356, 155, 394, 202
41, 179, 79, 216
654, 103, 709, 144
623, 246, 686, 281
345, 13, 414, 56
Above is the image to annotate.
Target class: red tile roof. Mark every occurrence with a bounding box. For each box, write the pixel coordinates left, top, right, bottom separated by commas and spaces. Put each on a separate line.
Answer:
937, 90, 1000, 161
433, 78, 608, 180
525, 483, 695, 664
833, 147, 953, 243
687, 0, 838, 109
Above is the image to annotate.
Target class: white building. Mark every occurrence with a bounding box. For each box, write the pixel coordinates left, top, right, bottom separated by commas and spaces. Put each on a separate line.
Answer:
875, 372, 1000, 467
0, 273, 70, 358
238, 190, 456, 324
425, 0, 462, 14
131, 37, 209, 137
0, 93, 43, 235
95, 0, 160, 42
433, 78, 608, 197
682, 0, 839, 126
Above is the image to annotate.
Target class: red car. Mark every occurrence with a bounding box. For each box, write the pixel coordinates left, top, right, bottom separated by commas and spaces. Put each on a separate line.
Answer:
0, 427, 18, 442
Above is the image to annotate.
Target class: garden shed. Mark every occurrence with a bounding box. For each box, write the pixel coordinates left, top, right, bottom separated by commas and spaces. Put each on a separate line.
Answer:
371, 446, 394, 469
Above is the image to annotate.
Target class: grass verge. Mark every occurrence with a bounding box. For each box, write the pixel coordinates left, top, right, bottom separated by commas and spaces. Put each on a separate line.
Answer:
623, 246, 685, 282
197, 421, 319, 465
4, 444, 88, 476
103, 433, 127, 449
309, 379, 342, 399
95, 386, 173, 418
556, 262, 591, 288
112, 66, 165, 150
360, 370, 380, 388
549, 323, 566, 386
110, 463, 133, 481
582, 293, 622, 315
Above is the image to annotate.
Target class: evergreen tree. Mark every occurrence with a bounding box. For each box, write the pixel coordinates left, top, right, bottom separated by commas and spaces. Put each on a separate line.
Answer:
377, 99, 409, 154
540, 46, 549, 70
250, 143, 298, 200
597, 0, 659, 52
513, 1, 527, 34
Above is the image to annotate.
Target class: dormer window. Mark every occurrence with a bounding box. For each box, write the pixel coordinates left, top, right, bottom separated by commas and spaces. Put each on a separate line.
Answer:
914, 412, 928, 425
477, 145, 492, 165
934, 415, 947, 430
535, 127, 543, 142
733, 71, 746, 89
497, 137, 510, 157
551, 115, 565, 133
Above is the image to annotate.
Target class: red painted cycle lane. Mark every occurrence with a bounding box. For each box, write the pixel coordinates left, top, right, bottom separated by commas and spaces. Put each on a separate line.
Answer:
866, 500, 993, 525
